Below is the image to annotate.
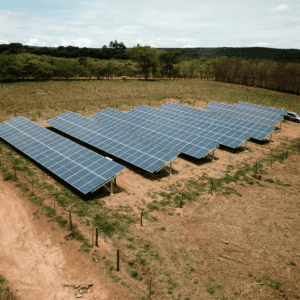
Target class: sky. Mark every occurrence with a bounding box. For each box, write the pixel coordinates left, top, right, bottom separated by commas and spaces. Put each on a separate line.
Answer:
0, 0, 299, 50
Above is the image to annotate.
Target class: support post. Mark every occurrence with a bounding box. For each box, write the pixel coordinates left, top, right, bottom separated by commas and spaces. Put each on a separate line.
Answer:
211, 150, 215, 161
169, 161, 172, 176
141, 209, 143, 227
111, 179, 114, 195
180, 193, 183, 208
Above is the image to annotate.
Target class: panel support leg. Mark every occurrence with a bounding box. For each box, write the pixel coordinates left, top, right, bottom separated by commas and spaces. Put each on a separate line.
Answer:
270, 133, 272, 143
169, 162, 172, 176
111, 179, 114, 195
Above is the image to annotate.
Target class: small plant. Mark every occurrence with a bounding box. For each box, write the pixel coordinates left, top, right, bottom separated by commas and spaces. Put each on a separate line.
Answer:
160, 227, 166, 231
290, 261, 296, 266
3, 173, 14, 181
126, 244, 136, 250
130, 270, 138, 278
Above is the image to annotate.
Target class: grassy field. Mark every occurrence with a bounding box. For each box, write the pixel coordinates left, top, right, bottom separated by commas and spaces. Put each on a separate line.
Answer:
0, 77, 300, 299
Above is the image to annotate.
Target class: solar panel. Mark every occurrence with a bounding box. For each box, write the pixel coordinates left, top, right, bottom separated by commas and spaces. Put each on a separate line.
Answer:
234, 101, 287, 116
203, 101, 283, 127
0, 116, 125, 194
91, 108, 219, 160
45, 111, 179, 174
126, 105, 249, 149
159, 102, 275, 141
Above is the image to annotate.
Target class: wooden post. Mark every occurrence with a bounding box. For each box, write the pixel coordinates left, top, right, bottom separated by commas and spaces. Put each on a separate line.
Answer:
95, 228, 99, 247
180, 193, 183, 208
211, 180, 213, 195
116, 249, 120, 271
140, 209, 143, 226
69, 210, 73, 230
271, 157, 272, 168
286, 150, 288, 161
92, 228, 94, 246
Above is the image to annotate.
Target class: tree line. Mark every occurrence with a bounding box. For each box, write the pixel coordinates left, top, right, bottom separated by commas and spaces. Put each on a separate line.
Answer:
1, 42, 299, 95
0, 40, 129, 60
211, 56, 300, 94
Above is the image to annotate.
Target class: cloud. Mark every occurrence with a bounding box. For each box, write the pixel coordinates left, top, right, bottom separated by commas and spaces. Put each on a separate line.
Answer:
72, 38, 93, 47
276, 4, 291, 11
26, 38, 47, 46
248, 42, 270, 47
0, 39, 9, 45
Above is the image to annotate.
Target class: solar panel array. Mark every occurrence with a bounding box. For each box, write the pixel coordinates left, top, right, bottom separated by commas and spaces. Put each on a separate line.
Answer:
126, 105, 249, 149
45, 111, 179, 173
203, 101, 282, 127
91, 108, 219, 159
158, 102, 275, 141
0, 116, 125, 194
234, 101, 287, 116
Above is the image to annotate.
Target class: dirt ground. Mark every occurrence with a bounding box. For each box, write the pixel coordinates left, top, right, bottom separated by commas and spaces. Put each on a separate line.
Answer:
1, 97, 300, 299
0, 173, 133, 299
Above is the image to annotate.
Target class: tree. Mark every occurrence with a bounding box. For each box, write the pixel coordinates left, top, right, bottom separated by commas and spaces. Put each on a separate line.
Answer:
129, 46, 159, 80
158, 50, 181, 80
7, 43, 26, 55
0, 52, 20, 82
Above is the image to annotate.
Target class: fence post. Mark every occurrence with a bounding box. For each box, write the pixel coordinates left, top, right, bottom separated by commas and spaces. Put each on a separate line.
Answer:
69, 210, 73, 230
211, 180, 213, 195
141, 209, 143, 227
92, 227, 94, 246
180, 193, 183, 208
95, 228, 99, 247
116, 249, 120, 271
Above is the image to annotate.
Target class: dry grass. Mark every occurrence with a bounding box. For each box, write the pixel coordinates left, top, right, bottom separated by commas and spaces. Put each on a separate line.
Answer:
0, 78, 300, 299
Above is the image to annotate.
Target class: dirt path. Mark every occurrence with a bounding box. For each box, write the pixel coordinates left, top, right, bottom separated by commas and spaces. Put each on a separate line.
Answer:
0, 177, 129, 300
